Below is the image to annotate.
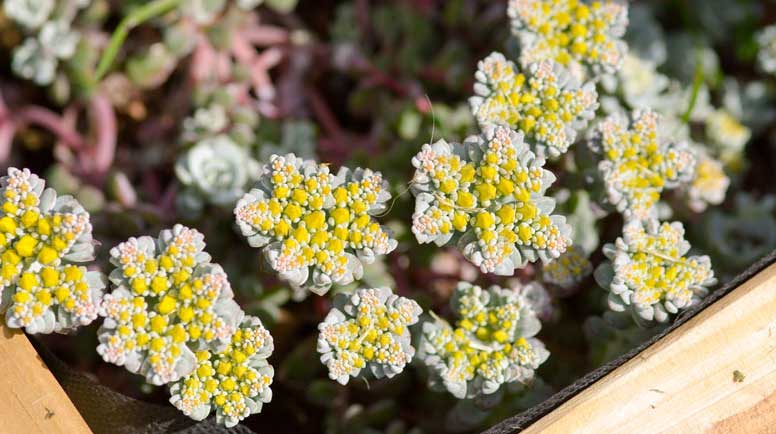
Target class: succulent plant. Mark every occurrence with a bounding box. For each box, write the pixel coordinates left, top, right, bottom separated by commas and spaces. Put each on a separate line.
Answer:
418, 282, 549, 399
317, 287, 421, 385
234, 154, 397, 295
170, 316, 274, 427
0, 168, 104, 334
410, 125, 572, 275
508, 0, 629, 78
596, 219, 716, 323
97, 225, 243, 385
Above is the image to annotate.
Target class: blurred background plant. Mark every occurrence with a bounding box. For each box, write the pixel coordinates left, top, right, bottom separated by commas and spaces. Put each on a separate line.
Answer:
1, 0, 776, 433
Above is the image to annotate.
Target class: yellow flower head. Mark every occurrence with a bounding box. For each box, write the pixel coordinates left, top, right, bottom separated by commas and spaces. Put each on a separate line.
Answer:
684, 149, 729, 213
418, 282, 549, 399
234, 154, 397, 296
411, 125, 571, 275
542, 244, 592, 290
97, 225, 242, 385
0, 168, 104, 334
592, 110, 696, 221
471, 52, 598, 158
170, 316, 274, 427
508, 0, 628, 77
317, 287, 421, 385
599, 219, 716, 322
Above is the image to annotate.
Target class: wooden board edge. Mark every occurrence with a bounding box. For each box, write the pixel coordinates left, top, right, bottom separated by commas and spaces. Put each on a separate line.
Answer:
0, 323, 93, 434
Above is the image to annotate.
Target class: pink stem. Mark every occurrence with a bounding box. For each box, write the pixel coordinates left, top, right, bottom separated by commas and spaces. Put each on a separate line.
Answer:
231, 33, 281, 101
0, 122, 16, 164
190, 38, 217, 83
86, 93, 117, 176
15, 106, 85, 150
243, 25, 289, 46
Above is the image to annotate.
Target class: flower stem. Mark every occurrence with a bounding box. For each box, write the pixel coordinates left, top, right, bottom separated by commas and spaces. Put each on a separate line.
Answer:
94, 0, 183, 82
681, 50, 704, 124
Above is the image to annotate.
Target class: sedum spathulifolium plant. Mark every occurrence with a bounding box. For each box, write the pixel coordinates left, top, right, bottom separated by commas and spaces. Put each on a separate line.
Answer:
469, 53, 598, 158
410, 125, 571, 275
170, 316, 274, 427
317, 287, 422, 385
595, 219, 716, 323
589, 109, 696, 221
234, 153, 397, 296
418, 282, 549, 399
0, 168, 104, 334
507, 0, 628, 78
97, 224, 243, 385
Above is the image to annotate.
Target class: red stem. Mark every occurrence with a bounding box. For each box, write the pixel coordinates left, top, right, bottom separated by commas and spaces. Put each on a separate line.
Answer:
86, 93, 117, 176
15, 106, 85, 150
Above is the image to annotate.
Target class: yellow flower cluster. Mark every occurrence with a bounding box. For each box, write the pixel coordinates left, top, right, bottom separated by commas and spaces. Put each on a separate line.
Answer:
542, 244, 592, 289
685, 151, 729, 213
592, 110, 696, 221
234, 154, 396, 295
170, 317, 274, 428
418, 282, 548, 399
411, 125, 571, 275
508, 0, 628, 76
97, 225, 242, 385
705, 109, 751, 166
0, 168, 103, 334
602, 219, 716, 322
317, 287, 421, 385
470, 52, 598, 157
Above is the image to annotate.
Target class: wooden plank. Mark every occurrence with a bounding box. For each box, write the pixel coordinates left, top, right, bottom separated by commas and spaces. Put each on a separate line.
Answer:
0, 323, 92, 434
522, 262, 776, 434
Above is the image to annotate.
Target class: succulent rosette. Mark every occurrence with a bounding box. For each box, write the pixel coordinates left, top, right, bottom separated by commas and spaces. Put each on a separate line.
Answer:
175, 134, 260, 211
234, 153, 397, 296
0, 168, 104, 334
507, 0, 629, 78
589, 109, 696, 221
97, 224, 243, 385
317, 287, 422, 385
418, 282, 549, 399
470, 52, 598, 158
410, 125, 572, 275
596, 219, 716, 323
170, 316, 274, 427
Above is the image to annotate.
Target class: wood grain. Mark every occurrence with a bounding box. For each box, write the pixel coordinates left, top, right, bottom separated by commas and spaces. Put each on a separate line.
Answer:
0, 323, 92, 434
522, 263, 776, 434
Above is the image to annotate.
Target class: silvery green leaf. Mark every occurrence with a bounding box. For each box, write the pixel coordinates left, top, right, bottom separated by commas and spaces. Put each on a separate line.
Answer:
4, 0, 54, 28
39, 20, 79, 59
12, 38, 57, 85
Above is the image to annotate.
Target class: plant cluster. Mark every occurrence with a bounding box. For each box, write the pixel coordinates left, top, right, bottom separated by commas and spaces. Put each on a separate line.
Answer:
418, 282, 549, 399
235, 154, 397, 295
410, 126, 571, 274
0, 168, 103, 334
317, 287, 422, 385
